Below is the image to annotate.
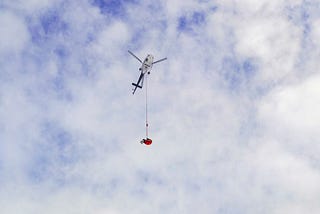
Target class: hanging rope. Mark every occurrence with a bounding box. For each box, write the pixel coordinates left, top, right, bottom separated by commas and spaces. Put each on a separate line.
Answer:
145, 73, 149, 138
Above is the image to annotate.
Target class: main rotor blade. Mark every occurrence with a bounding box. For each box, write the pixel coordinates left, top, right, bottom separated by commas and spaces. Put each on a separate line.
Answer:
128, 50, 142, 63
153, 57, 167, 64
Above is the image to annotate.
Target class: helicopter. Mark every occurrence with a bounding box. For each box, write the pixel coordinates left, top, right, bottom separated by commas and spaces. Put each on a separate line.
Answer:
128, 50, 167, 94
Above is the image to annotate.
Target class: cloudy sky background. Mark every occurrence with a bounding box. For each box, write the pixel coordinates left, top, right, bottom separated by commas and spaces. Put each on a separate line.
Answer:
1, 0, 320, 213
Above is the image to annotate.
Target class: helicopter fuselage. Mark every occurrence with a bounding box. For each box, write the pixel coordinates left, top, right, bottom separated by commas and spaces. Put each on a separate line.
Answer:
139, 54, 154, 75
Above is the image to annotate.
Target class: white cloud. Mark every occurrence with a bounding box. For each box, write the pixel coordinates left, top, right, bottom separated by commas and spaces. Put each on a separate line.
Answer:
91, 20, 131, 61
258, 74, 320, 159
1, 0, 320, 213
311, 19, 320, 47
246, 141, 320, 213
0, 11, 30, 54
163, 0, 203, 18
233, 7, 301, 85
1, 0, 56, 13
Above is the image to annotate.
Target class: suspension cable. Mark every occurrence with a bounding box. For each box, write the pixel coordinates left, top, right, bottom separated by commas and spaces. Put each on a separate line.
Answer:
145, 73, 148, 138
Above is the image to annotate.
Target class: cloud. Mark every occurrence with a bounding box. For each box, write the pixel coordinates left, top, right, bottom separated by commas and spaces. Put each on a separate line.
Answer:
1, 0, 55, 14
0, 11, 30, 54
258, 74, 320, 158
1, 0, 320, 213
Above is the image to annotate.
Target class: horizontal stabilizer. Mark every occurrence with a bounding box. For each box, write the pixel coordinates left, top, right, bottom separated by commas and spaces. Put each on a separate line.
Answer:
132, 83, 142, 88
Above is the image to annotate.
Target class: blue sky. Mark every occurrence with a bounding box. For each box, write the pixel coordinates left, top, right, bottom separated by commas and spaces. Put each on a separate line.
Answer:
1, 0, 320, 213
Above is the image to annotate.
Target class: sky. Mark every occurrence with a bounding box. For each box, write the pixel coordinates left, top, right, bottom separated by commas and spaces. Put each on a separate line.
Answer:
0, 0, 320, 213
